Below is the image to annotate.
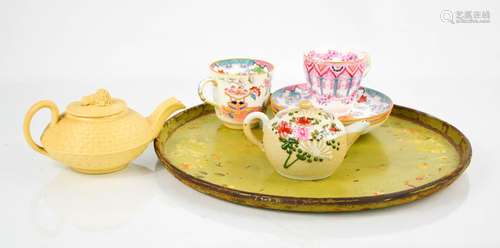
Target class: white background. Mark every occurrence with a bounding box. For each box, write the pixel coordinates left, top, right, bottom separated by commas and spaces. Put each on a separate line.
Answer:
1, 0, 499, 247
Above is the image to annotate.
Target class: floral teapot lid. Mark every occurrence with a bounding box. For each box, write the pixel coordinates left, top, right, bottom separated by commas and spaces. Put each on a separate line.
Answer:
66, 89, 127, 118
270, 100, 346, 155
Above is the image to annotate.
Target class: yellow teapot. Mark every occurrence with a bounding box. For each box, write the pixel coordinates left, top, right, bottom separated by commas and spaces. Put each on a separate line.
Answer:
23, 89, 185, 174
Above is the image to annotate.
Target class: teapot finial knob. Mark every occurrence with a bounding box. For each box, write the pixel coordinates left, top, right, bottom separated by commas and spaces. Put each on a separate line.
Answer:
81, 89, 112, 106
298, 99, 313, 109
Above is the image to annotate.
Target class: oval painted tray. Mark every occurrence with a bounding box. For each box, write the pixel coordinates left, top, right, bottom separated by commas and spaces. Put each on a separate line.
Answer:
154, 104, 471, 212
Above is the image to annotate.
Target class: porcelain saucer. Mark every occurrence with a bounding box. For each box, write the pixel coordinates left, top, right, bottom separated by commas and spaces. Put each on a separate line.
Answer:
270, 83, 393, 133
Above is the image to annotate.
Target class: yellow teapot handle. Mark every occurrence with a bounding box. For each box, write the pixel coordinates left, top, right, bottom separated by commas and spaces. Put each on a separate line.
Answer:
23, 100, 60, 156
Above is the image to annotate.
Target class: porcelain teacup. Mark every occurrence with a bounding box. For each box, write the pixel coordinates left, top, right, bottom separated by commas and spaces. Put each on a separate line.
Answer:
304, 49, 370, 116
198, 58, 273, 129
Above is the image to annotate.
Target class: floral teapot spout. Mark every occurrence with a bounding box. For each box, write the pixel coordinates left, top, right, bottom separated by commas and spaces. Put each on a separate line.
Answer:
243, 100, 368, 180
23, 89, 185, 174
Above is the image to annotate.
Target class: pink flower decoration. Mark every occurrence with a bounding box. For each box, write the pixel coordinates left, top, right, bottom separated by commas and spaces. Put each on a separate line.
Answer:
264, 79, 271, 88
326, 50, 339, 59
294, 127, 310, 141
342, 52, 358, 61
316, 95, 331, 105
306, 50, 359, 62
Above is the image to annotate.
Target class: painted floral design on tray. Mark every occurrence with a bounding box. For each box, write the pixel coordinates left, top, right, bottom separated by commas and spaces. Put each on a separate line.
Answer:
270, 108, 342, 168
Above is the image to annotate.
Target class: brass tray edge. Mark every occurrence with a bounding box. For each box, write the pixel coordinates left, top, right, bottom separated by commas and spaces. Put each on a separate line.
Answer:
154, 104, 472, 212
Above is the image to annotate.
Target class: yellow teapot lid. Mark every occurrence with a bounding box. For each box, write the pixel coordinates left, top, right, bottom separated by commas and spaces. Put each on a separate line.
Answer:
66, 89, 127, 118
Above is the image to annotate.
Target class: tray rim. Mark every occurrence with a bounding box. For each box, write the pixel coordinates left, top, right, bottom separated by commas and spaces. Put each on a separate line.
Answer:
154, 104, 472, 212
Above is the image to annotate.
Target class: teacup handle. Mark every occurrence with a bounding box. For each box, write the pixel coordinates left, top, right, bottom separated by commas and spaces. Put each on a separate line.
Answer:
23, 100, 60, 156
243, 112, 269, 151
198, 79, 218, 107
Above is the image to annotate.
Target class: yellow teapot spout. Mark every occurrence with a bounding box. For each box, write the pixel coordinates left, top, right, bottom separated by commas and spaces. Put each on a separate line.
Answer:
148, 98, 185, 137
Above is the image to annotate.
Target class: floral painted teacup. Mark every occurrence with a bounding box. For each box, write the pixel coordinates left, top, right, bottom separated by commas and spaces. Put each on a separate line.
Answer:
304, 49, 371, 116
198, 58, 273, 129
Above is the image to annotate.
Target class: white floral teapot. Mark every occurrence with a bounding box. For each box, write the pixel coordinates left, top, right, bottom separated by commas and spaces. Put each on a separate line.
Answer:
243, 100, 368, 180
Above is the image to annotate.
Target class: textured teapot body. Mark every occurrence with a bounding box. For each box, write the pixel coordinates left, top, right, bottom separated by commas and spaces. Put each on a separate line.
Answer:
24, 89, 185, 174
41, 109, 155, 173
244, 100, 368, 180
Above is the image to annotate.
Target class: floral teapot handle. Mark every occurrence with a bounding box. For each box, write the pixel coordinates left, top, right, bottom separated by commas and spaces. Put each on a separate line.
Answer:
243, 112, 269, 151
